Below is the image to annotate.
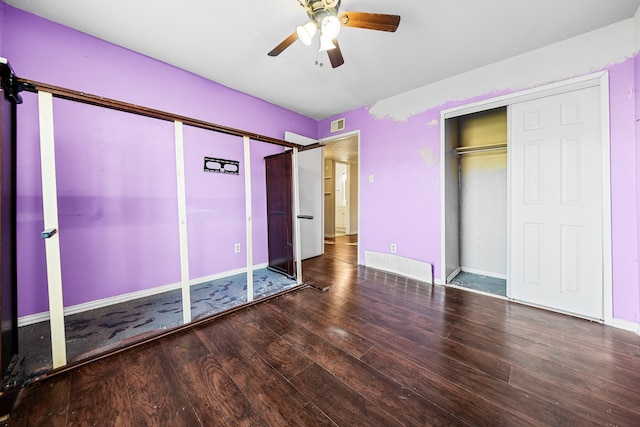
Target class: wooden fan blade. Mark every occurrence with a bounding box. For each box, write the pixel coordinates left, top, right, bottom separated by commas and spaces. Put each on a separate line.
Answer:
268, 31, 299, 56
327, 39, 345, 68
339, 12, 401, 32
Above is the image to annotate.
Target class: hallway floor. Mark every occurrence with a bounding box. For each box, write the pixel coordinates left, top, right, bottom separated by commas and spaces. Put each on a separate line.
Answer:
323, 233, 358, 264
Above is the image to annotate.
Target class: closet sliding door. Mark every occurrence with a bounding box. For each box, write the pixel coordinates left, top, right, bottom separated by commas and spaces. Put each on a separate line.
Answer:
510, 85, 604, 320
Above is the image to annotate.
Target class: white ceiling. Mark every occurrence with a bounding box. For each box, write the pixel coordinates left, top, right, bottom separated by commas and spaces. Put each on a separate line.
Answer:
6, 0, 640, 120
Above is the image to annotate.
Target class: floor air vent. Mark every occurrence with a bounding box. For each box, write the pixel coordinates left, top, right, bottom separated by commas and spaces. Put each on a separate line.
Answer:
365, 251, 434, 284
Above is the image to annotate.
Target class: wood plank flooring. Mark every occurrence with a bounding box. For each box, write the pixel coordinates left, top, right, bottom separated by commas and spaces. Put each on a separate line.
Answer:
9, 239, 640, 426
323, 234, 357, 264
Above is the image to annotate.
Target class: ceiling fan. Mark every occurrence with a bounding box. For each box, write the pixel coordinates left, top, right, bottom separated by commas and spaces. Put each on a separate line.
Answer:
268, 0, 401, 68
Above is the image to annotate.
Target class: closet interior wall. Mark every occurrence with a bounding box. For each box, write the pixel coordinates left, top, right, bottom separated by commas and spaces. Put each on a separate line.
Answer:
458, 107, 508, 278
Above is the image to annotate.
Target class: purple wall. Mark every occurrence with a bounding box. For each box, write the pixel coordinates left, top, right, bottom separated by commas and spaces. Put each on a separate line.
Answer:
635, 52, 640, 323
1, 5, 316, 316
318, 55, 640, 324
608, 58, 639, 323
2, 3, 640, 326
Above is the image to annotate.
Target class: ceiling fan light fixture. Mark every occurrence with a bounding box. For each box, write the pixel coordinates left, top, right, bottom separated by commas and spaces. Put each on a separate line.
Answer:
320, 15, 341, 39
296, 21, 317, 46
268, 1, 399, 69
319, 35, 336, 52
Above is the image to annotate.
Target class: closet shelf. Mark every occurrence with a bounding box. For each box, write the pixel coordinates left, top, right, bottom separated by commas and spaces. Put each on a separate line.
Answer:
455, 143, 507, 155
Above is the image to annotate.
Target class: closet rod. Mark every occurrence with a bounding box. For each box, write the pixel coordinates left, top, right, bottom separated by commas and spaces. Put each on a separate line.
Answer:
17, 77, 301, 149
454, 143, 507, 155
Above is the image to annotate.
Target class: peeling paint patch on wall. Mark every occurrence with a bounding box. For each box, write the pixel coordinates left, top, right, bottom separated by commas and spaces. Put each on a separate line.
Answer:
418, 147, 438, 167
369, 19, 637, 122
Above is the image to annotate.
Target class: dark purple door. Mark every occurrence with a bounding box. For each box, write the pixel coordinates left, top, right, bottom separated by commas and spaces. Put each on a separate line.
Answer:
264, 151, 295, 277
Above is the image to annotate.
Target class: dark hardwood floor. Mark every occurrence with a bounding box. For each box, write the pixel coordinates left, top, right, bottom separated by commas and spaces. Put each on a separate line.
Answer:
9, 241, 640, 425
323, 234, 357, 264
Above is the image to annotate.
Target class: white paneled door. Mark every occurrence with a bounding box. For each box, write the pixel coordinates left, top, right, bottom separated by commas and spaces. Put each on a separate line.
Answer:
510, 86, 603, 319
285, 132, 324, 260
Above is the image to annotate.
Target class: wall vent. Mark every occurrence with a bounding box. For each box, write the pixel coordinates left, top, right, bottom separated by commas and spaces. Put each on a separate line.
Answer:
330, 118, 346, 133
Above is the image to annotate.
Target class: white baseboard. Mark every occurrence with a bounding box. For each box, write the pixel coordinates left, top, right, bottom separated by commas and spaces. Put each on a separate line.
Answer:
612, 318, 640, 335
460, 267, 507, 280
18, 263, 268, 327
364, 251, 433, 284
445, 267, 462, 284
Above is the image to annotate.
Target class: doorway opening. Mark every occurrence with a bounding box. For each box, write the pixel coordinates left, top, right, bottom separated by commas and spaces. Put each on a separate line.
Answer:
323, 133, 359, 264
448, 107, 508, 296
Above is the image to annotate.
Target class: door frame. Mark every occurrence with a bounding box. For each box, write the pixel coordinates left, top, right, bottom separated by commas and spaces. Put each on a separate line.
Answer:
320, 130, 362, 265
440, 71, 612, 324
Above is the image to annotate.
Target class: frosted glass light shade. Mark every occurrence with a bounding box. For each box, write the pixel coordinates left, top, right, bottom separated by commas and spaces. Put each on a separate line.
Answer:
296, 21, 317, 46
320, 15, 341, 39
319, 35, 336, 52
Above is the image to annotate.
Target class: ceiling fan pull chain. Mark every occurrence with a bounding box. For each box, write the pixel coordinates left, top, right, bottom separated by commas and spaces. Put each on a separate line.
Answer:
315, 41, 325, 67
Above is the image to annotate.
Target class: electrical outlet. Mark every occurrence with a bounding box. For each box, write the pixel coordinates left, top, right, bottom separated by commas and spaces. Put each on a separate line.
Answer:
234, 243, 241, 253
390, 243, 397, 253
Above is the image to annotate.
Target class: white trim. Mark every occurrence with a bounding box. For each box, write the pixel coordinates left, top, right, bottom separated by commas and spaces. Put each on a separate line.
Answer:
38, 91, 67, 368
243, 136, 254, 301
439, 113, 447, 286
446, 284, 510, 301
446, 266, 461, 284
440, 71, 613, 323
460, 267, 507, 280
612, 318, 640, 335
319, 130, 362, 265
506, 105, 513, 299
599, 74, 613, 325
292, 147, 303, 285
17, 263, 270, 327
174, 121, 191, 323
